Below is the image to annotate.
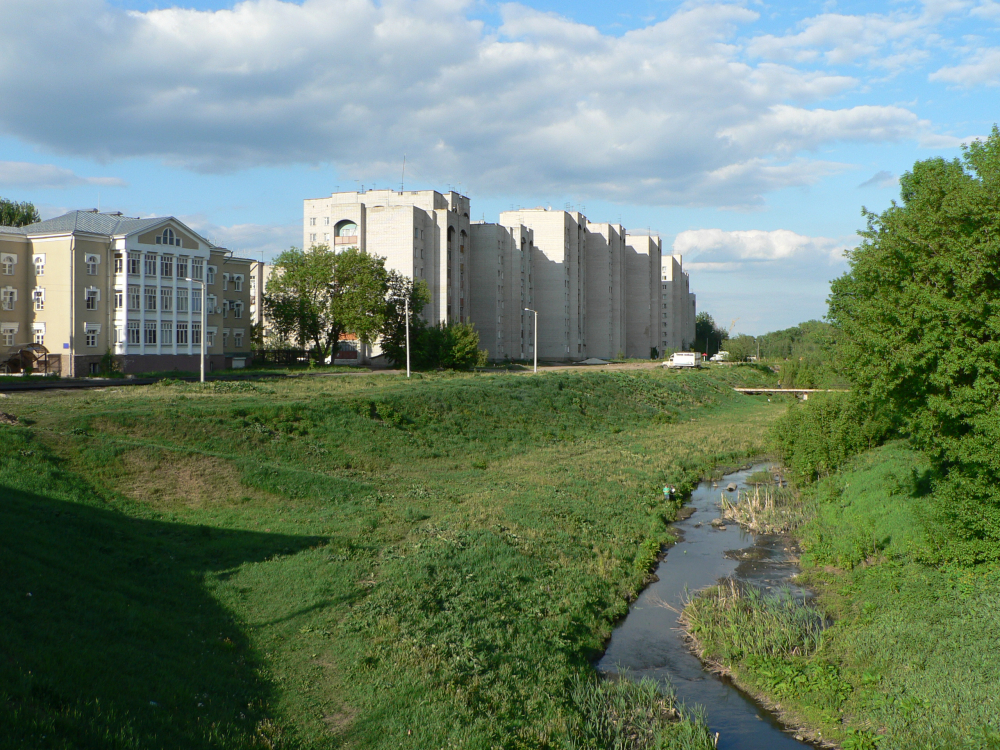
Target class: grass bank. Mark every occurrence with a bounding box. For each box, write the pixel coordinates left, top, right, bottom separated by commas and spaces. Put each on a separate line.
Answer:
1, 366, 781, 749
683, 395, 1000, 749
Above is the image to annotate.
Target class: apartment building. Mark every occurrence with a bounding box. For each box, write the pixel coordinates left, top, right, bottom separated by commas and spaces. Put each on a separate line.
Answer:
497, 208, 590, 360
0, 210, 254, 376
469, 222, 535, 360
584, 222, 628, 360
661, 254, 696, 352
624, 233, 663, 359
303, 189, 472, 326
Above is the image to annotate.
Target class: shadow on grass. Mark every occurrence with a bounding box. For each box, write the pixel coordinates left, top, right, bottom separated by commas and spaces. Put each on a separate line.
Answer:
0, 485, 322, 750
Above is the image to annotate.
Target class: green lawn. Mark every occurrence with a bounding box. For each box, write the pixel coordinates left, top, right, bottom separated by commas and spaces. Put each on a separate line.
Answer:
1, 366, 783, 749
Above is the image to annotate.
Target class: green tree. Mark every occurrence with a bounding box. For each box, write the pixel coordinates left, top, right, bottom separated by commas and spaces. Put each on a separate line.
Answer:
380, 273, 431, 366
0, 198, 40, 227
828, 125, 1000, 563
726, 334, 757, 362
693, 312, 729, 355
263, 245, 388, 361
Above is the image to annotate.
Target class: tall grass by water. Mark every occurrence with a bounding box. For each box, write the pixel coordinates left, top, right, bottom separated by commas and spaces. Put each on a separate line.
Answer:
0, 366, 782, 749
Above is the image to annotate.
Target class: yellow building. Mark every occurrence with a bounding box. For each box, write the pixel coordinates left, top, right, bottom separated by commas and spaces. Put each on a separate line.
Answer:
0, 210, 254, 376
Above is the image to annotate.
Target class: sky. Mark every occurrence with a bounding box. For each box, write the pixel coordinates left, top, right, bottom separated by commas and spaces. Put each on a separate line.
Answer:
1, 0, 997, 335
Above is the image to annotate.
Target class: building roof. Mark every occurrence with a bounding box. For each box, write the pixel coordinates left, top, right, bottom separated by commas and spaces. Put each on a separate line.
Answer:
20, 211, 166, 237
0, 225, 27, 235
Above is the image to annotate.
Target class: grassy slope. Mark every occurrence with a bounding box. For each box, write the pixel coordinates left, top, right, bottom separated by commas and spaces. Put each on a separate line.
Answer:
693, 443, 1000, 750
0, 366, 782, 749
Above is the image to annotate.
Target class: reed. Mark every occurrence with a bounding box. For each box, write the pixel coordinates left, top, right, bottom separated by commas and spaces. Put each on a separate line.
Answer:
719, 483, 802, 533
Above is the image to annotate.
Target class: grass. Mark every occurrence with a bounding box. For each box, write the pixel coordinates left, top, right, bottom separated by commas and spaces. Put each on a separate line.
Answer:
684, 441, 1000, 750
718, 483, 803, 533
0, 366, 783, 749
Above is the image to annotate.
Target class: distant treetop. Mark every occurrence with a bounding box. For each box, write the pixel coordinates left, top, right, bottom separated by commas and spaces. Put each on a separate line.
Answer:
0, 198, 41, 227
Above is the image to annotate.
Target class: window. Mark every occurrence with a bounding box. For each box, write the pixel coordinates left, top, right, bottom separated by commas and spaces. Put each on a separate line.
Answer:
250, 275, 257, 295
144, 321, 157, 345
156, 227, 180, 246
176, 287, 189, 312
114, 254, 123, 274
128, 252, 140, 274
128, 321, 140, 345
86, 330, 97, 347
233, 301, 243, 319
234, 330, 244, 348
176, 322, 189, 345
85, 288, 99, 310
2, 331, 12, 347
1, 288, 15, 310
222, 329, 230, 348
144, 254, 157, 276
176, 256, 188, 279
206, 329, 216, 347
33, 255, 44, 275
114, 326, 124, 345
33, 327, 44, 346
32, 288, 44, 311
222, 273, 229, 291
1, 254, 15, 275
85, 254, 99, 275
127, 285, 139, 310
207, 294, 218, 313
192, 258, 204, 281
160, 286, 173, 312
222, 299, 229, 318
161, 321, 173, 346
145, 286, 157, 311
310, 233, 317, 242
309, 217, 316, 226
206, 265, 216, 285
160, 255, 173, 278
323, 233, 330, 242
192, 322, 202, 345
324, 217, 330, 226
192, 290, 202, 314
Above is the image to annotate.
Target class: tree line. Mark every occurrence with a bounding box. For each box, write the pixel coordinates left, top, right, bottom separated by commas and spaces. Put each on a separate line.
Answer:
263, 244, 485, 369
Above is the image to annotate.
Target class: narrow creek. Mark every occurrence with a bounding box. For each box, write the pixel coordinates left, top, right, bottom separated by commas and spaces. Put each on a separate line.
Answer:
596, 464, 815, 749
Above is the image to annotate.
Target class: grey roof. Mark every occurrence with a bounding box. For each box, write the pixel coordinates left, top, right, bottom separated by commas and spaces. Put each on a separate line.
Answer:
0, 225, 27, 235
20, 211, 169, 238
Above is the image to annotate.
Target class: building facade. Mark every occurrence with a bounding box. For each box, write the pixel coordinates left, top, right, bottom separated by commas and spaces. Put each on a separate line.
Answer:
303, 190, 472, 326
661, 254, 696, 353
624, 233, 663, 359
0, 211, 254, 376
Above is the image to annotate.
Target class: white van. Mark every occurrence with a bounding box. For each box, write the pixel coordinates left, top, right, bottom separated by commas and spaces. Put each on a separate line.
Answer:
664, 352, 702, 368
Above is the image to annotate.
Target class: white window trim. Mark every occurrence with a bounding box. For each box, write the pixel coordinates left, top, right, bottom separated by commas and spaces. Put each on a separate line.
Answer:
1, 322, 19, 334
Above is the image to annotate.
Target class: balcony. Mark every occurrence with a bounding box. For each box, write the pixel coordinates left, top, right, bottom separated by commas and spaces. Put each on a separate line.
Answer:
334, 236, 358, 246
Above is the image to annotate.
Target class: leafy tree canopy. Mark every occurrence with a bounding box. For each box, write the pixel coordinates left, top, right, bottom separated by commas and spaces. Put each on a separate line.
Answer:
828, 125, 1000, 563
0, 198, 40, 227
693, 312, 729, 355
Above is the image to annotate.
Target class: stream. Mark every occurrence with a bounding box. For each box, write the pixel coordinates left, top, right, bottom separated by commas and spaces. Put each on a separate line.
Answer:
596, 464, 815, 749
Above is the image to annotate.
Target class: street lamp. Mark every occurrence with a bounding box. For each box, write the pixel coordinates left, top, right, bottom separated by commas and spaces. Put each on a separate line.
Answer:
183, 276, 207, 382
524, 307, 537, 373
404, 295, 411, 378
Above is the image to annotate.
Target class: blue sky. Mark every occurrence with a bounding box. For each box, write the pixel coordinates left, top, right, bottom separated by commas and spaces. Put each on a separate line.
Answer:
2, 0, 998, 334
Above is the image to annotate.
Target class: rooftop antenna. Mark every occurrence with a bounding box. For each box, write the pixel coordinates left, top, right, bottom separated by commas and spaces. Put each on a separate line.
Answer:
401, 154, 406, 193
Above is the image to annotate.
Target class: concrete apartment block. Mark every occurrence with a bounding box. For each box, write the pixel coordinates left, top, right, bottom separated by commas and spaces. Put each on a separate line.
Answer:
470, 222, 536, 361
585, 222, 628, 360
660, 254, 696, 352
0, 211, 253, 376
303, 189, 472, 326
624, 233, 663, 359
499, 208, 587, 360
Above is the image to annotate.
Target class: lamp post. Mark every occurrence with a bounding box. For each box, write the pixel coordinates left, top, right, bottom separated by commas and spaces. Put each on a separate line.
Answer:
183, 277, 207, 382
404, 295, 411, 378
524, 307, 537, 373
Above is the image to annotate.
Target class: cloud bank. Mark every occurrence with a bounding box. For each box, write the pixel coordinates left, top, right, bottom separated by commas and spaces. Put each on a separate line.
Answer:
0, 161, 127, 189
0, 0, 940, 208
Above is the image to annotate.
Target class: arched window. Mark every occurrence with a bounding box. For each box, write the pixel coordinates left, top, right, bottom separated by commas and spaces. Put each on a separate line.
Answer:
156, 227, 178, 246
460, 230, 467, 254
334, 220, 358, 248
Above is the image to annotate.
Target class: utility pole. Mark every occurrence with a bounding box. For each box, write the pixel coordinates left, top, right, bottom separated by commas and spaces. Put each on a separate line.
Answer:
405, 295, 411, 378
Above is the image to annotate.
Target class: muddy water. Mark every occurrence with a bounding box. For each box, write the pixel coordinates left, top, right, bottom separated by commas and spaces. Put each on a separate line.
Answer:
596, 464, 814, 749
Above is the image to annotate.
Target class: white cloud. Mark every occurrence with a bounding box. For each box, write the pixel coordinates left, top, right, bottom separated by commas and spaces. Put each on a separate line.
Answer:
674, 228, 852, 266
0, 0, 932, 207
930, 47, 1000, 85
179, 214, 299, 260
917, 132, 988, 147
858, 170, 898, 188
0, 161, 127, 189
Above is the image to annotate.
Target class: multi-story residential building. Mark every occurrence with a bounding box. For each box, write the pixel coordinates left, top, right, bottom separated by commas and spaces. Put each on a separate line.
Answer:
661, 254, 696, 353
498, 208, 589, 360
0, 210, 254, 375
584, 222, 628, 360
303, 189, 472, 326
625, 233, 663, 359
469, 222, 535, 361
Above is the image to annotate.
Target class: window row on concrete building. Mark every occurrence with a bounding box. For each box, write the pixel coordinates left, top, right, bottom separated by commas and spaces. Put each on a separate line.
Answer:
303, 190, 696, 361
0, 211, 255, 376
